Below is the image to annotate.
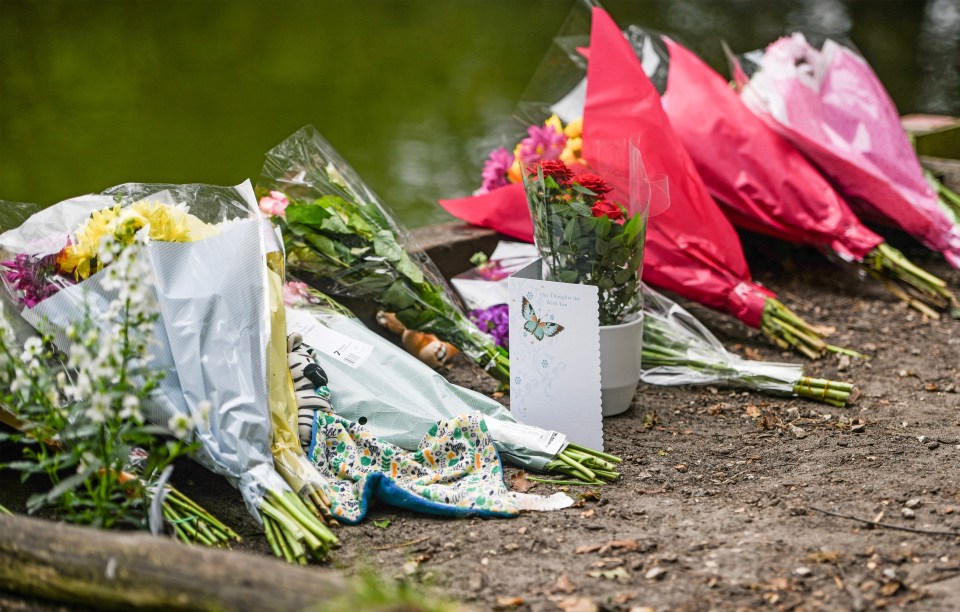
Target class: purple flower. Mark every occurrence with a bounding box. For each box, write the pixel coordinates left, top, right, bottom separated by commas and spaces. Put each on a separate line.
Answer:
478, 147, 515, 194
516, 124, 567, 165
470, 303, 509, 348
2, 252, 69, 308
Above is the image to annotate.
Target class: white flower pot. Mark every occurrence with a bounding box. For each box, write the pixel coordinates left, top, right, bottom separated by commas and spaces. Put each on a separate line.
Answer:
599, 313, 644, 417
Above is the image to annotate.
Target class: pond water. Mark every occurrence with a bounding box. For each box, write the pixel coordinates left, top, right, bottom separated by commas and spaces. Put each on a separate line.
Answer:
1, 0, 956, 227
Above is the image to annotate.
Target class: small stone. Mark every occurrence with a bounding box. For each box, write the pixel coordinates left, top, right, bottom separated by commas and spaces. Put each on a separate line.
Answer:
837, 354, 851, 371
794, 567, 812, 577
645, 567, 668, 580
850, 423, 866, 434
790, 425, 808, 439
905, 499, 921, 509
882, 568, 897, 580
901, 508, 916, 519
927, 441, 940, 450
468, 573, 485, 591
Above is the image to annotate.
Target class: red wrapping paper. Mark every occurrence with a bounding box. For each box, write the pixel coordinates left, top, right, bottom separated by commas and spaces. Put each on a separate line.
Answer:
660, 39, 884, 262
581, 7, 774, 327
439, 7, 776, 328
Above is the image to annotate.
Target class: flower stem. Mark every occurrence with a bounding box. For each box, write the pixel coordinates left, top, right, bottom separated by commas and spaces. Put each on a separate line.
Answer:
862, 242, 956, 318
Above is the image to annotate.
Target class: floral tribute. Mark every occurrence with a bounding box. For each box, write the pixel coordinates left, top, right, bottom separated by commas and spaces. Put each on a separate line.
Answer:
521, 159, 645, 326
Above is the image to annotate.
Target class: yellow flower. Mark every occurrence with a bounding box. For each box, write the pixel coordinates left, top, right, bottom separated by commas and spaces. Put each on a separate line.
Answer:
55, 201, 218, 281
560, 136, 583, 166
563, 116, 583, 139
544, 114, 565, 135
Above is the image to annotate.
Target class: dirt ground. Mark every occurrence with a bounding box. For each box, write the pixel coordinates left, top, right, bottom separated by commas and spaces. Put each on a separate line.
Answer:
3, 179, 960, 611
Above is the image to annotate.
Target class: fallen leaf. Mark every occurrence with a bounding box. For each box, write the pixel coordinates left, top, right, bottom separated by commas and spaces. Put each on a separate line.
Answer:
759, 411, 782, 430
509, 470, 535, 493
402, 559, 420, 576
581, 509, 595, 519
641, 411, 658, 430
764, 577, 790, 591
880, 581, 903, 596
612, 591, 636, 604
804, 550, 840, 564
674, 464, 688, 473
494, 596, 525, 608
744, 347, 763, 361
587, 567, 629, 581
745, 404, 762, 418
556, 597, 597, 612
924, 383, 939, 392
575, 544, 602, 554
579, 490, 602, 503
552, 573, 578, 594
644, 567, 667, 580
706, 403, 725, 415
598, 539, 640, 554
373, 519, 391, 529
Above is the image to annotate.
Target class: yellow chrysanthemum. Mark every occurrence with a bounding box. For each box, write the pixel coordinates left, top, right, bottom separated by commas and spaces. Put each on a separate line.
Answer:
544, 114, 565, 135
56, 201, 218, 281
563, 116, 583, 139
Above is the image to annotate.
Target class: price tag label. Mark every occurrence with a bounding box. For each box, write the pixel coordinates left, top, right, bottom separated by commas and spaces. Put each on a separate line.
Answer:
285, 308, 373, 369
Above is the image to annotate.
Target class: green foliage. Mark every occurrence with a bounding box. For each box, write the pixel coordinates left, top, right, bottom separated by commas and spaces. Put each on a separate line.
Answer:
260, 161, 509, 383
522, 170, 646, 326
0, 243, 194, 530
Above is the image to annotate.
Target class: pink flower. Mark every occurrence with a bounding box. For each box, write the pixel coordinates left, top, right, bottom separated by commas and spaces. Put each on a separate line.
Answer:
282, 281, 314, 307
516, 124, 567, 165
478, 147, 515, 194
259, 191, 290, 217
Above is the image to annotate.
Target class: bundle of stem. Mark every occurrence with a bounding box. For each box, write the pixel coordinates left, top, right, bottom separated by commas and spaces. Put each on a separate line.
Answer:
259, 489, 338, 565
158, 485, 241, 547
863, 242, 957, 319
760, 298, 857, 360
542, 442, 621, 485
642, 315, 857, 407
791, 377, 856, 408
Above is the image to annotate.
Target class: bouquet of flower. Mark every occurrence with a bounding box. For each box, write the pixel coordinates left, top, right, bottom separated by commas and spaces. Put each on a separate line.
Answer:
621, 32, 956, 319
734, 32, 960, 274
0, 249, 240, 546
257, 126, 509, 384
0, 183, 336, 562
440, 7, 848, 359
640, 286, 856, 407
521, 158, 646, 325
284, 281, 621, 485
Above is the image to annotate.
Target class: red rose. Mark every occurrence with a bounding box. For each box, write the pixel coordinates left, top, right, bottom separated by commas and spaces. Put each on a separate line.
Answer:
591, 199, 625, 224
533, 160, 574, 184
575, 173, 613, 196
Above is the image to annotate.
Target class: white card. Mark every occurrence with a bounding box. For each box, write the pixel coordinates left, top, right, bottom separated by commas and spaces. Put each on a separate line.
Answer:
286, 308, 374, 369
508, 259, 603, 451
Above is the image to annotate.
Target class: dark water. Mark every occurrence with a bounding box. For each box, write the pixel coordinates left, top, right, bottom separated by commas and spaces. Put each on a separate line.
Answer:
1, 0, 957, 227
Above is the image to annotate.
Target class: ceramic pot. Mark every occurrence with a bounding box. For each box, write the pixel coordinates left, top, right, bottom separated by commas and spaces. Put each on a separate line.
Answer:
598, 313, 644, 416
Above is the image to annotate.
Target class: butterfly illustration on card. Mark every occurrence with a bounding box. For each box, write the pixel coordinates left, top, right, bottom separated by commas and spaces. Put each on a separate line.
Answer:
521, 296, 565, 341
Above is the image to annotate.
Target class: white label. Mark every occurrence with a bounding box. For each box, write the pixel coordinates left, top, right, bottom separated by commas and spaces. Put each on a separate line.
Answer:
285, 308, 373, 369
484, 419, 567, 457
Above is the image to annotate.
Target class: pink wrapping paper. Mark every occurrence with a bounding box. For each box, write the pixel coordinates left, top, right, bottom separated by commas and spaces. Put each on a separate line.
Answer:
738, 33, 960, 267
660, 38, 883, 262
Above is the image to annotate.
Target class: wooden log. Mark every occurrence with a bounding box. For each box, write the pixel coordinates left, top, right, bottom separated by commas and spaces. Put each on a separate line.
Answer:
0, 513, 347, 611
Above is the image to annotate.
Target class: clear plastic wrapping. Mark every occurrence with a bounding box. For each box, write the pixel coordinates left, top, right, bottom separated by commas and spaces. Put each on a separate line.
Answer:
640, 285, 800, 394
257, 126, 509, 383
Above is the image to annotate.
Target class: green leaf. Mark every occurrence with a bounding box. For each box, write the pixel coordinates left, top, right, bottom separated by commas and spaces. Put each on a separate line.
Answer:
571, 183, 598, 197
558, 270, 579, 284
320, 213, 351, 234
380, 279, 417, 310
395, 254, 425, 285
373, 230, 403, 262
374, 519, 391, 529
568, 201, 592, 217
614, 268, 634, 285
285, 201, 331, 227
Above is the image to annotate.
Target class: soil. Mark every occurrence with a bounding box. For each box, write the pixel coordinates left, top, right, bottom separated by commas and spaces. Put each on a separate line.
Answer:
3, 166, 960, 611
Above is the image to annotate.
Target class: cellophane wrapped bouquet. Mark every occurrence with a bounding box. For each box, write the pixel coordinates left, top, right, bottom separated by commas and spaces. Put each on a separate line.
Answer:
622, 27, 955, 319
0, 182, 336, 562
735, 32, 960, 281
257, 126, 509, 384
